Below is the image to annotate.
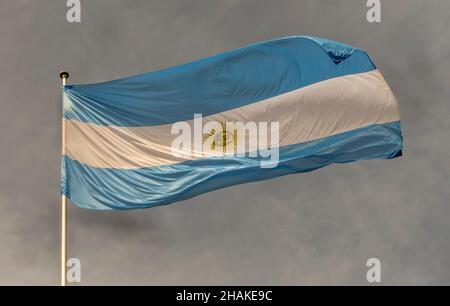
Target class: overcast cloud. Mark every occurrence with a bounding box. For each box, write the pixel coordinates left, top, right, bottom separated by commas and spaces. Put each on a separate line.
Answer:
0, 0, 449, 285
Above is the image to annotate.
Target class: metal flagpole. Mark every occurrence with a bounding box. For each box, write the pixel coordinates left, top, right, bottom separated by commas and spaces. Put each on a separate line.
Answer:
59, 71, 69, 286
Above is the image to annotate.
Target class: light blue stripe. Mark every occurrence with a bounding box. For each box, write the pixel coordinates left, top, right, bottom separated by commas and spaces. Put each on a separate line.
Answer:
63, 36, 376, 127
61, 121, 402, 210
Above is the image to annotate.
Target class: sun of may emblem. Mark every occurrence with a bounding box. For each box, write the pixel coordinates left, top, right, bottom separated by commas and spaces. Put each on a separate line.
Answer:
203, 121, 239, 154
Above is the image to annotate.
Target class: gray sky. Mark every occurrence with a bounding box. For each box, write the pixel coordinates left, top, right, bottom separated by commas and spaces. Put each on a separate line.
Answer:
0, 0, 449, 285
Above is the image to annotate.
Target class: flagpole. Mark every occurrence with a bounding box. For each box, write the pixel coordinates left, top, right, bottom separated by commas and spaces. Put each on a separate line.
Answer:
59, 71, 69, 286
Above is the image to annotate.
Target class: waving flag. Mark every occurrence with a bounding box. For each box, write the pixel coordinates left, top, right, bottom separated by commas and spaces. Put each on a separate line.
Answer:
61, 36, 403, 210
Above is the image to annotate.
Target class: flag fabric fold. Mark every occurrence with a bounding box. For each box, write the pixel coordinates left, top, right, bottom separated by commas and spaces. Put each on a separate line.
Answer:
61, 36, 403, 210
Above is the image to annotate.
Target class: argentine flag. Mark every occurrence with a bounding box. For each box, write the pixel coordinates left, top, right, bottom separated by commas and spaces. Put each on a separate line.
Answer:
61, 36, 403, 210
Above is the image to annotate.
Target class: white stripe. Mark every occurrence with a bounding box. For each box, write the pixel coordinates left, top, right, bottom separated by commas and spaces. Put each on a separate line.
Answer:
65, 70, 400, 169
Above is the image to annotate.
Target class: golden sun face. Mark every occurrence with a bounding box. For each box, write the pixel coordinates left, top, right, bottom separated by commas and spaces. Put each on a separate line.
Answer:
203, 121, 239, 154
